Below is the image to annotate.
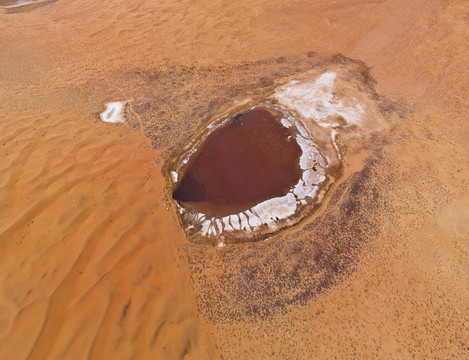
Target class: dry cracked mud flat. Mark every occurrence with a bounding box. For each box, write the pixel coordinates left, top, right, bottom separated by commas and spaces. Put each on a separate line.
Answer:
0, 0, 468, 359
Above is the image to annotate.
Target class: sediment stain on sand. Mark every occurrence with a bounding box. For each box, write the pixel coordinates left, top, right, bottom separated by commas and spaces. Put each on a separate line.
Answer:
0, 0, 468, 359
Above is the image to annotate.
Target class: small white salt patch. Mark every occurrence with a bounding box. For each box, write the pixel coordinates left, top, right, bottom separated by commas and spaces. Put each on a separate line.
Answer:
245, 210, 262, 228
222, 216, 234, 231
281, 118, 292, 128
230, 215, 241, 230
294, 119, 310, 137
200, 219, 211, 235
238, 212, 250, 231
171, 171, 178, 183
100, 101, 127, 123
215, 219, 223, 234
303, 169, 323, 186
251, 193, 298, 227
293, 179, 318, 199
296, 135, 324, 170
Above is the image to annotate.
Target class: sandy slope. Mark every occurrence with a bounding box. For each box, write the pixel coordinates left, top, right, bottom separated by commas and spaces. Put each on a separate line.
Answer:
0, 111, 216, 359
0, 0, 467, 359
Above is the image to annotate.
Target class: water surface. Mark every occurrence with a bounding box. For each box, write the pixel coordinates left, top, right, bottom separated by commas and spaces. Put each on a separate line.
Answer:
173, 107, 302, 217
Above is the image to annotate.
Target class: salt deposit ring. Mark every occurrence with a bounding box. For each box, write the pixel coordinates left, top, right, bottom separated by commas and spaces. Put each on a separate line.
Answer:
169, 103, 337, 245
169, 68, 384, 245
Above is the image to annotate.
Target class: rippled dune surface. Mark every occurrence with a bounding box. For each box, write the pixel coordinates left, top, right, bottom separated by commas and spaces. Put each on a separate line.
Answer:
0, 0, 468, 359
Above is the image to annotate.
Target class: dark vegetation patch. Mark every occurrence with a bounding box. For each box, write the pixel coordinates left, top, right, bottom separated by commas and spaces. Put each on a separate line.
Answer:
118, 56, 322, 157
187, 150, 388, 322
378, 97, 413, 119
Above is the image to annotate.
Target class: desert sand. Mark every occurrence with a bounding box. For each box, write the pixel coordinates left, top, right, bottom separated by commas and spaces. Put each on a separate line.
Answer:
0, 0, 467, 359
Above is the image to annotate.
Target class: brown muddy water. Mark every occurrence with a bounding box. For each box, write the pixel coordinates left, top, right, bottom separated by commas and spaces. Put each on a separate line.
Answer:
173, 107, 303, 216
0, 0, 468, 359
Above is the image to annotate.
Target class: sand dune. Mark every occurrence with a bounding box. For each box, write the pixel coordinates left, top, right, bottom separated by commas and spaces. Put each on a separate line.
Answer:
0, 111, 216, 359
0, 0, 467, 359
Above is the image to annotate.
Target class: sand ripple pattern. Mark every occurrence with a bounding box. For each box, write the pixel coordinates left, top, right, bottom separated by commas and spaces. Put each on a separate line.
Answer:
0, 112, 214, 359
0, 0, 467, 358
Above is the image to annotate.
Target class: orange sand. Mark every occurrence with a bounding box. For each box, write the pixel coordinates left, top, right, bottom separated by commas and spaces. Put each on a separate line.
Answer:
0, 0, 467, 359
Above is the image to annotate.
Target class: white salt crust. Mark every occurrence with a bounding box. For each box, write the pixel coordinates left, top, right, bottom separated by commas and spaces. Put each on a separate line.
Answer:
100, 101, 127, 123
280, 118, 292, 128
273, 72, 365, 128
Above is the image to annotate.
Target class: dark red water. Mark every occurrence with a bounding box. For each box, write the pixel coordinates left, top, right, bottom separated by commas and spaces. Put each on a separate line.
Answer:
173, 107, 302, 217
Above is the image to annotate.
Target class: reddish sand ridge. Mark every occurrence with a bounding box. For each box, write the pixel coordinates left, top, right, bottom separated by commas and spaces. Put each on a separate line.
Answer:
0, 0, 468, 359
